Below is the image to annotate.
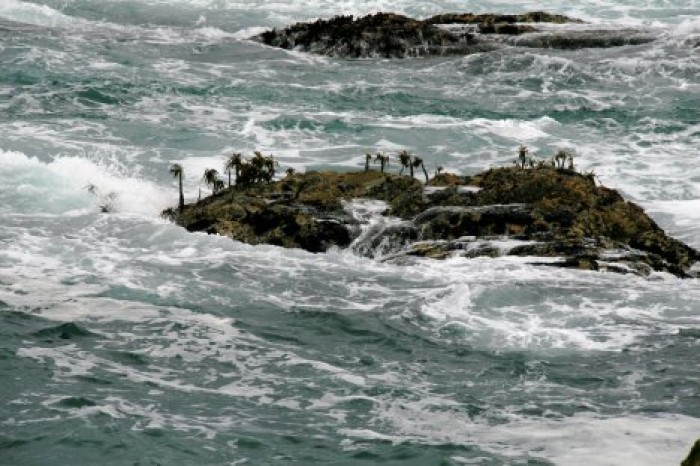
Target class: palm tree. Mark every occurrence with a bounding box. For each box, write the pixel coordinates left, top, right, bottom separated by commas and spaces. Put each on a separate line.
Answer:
413, 156, 429, 182
374, 152, 389, 173
398, 150, 412, 176
169, 164, 185, 212
285, 167, 296, 177
553, 149, 572, 170
225, 152, 243, 187
517, 145, 529, 169
213, 179, 225, 194
263, 155, 278, 183
202, 168, 222, 195
365, 153, 372, 172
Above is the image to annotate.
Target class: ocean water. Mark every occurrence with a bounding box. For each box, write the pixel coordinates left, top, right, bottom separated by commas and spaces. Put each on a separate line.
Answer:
1, 1, 700, 465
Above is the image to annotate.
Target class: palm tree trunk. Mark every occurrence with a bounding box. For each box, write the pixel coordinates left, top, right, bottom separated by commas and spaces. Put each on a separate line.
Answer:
399, 166, 404, 175
228, 171, 231, 188
409, 165, 414, 178
178, 174, 184, 212
421, 163, 429, 183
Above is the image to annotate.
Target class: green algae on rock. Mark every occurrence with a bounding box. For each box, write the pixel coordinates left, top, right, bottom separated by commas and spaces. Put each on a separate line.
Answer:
165, 164, 699, 278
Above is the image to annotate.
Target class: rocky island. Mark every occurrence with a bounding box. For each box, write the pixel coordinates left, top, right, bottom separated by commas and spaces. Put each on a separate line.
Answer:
252, 11, 657, 58
164, 150, 699, 278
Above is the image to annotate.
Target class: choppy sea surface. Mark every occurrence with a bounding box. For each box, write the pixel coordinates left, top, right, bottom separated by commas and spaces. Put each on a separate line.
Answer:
1, 1, 700, 465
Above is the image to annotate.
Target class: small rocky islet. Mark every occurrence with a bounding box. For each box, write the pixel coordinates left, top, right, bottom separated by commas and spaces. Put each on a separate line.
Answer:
252, 11, 657, 58
164, 150, 699, 279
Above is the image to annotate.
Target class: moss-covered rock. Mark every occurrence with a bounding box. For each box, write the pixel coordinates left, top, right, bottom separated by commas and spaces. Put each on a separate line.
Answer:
166, 166, 699, 278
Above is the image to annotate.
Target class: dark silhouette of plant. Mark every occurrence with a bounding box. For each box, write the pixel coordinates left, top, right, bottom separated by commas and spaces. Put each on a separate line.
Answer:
214, 179, 225, 193
435, 166, 444, 176
365, 153, 372, 171
225, 152, 243, 187
202, 168, 223, 195
517, 145, 530, 169
236, 152, 278, 187
285, 167, 296, 177
374, 152, 389, 173
553, 149, 574, 170
584, 169, 597, 185
398, 150, 412, 176
169, 163, 185, 212
413, 156, 429, 182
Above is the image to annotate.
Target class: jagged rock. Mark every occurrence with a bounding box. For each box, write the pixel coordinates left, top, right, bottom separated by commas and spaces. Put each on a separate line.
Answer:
504, 30, 656, 49
255, 13, 473, 59
414, 204, 535, 240
252, 11, 656, 58
166, 166, 699, 278
424, 12, 582, 26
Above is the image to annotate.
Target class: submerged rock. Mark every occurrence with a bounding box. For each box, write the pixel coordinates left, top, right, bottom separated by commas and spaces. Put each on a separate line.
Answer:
166, 165, 699, 278
252, 11, 656, 58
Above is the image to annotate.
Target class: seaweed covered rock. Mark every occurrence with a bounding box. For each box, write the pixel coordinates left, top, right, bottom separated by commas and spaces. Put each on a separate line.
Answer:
166, 166, 699, 278
252, 11, 656, 58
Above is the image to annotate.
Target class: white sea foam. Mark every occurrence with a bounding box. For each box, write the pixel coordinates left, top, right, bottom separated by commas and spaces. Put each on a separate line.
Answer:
0, 0, 76, 28
342, 409, 700, 466
0, 149, 172, 216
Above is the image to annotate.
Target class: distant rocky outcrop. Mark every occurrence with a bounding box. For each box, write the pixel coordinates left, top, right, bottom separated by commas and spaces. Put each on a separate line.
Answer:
252, 12, 656, 58
165, 165, 699, 278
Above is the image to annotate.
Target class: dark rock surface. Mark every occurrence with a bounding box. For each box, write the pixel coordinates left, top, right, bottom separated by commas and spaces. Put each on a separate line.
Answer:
252, 12, 656, 58
166, 166, 699, 278
683, 439, 700, 466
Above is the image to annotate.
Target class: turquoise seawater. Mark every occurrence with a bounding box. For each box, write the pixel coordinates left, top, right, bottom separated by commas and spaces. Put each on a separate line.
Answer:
1, 1, 700, 464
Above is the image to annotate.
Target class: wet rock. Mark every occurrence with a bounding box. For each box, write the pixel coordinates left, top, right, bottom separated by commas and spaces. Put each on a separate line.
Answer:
414, 204, 535, 240
424, 12, 582, 26
252, 11, 655, 58
505, 30, 656, 49
255, 13, 472, 59
352, 223, 418, 259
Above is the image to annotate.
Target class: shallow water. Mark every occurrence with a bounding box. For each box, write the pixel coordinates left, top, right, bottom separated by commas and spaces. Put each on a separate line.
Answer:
1, 1, 700, 465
